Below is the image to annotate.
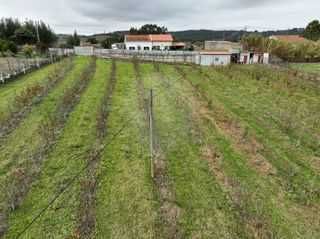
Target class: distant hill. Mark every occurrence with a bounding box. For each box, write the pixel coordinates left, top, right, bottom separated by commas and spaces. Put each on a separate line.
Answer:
57, 28, 305, 45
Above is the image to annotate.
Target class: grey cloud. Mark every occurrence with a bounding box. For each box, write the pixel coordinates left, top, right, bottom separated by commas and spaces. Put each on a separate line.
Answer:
70, 0, 200, 22
0, 0, 319, 34
219, 0, 280, 8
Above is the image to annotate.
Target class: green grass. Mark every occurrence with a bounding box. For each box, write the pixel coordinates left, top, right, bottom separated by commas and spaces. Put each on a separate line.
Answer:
140, 63, 247, 238
95, 62, 156, 239
290, 63, 320, 74
5, 59, 111, 238
0, 59, 70, 118
172, 64, 320, 237
179, 65, 320, 203
0, 56, 91, 238
1, 58, 319, 238
0, 57, 90, 178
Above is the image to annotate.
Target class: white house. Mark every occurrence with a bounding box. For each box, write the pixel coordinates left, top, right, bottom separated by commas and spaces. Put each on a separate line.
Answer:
125, 34, 174, 51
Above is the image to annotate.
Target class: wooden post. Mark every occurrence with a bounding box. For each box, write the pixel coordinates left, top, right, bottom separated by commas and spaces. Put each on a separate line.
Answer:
149, 89, 154, 179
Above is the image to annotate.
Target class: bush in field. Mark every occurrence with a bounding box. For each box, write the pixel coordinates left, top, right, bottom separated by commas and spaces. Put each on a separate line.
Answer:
22, 44, 35, 58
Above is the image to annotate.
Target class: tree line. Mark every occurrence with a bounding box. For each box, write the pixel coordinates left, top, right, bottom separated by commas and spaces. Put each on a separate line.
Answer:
0, 18, 57, 55
129, 24, 168, 35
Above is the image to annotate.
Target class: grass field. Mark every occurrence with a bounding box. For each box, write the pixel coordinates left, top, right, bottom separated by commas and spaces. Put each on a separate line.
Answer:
0, 57, 319, 238
290, 63, 320, 74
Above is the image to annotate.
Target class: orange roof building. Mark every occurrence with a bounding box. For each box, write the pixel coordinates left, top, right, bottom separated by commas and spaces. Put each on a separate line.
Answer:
125, 34, 174, 42
125, 35, 151, 42
125, 34, 174, 51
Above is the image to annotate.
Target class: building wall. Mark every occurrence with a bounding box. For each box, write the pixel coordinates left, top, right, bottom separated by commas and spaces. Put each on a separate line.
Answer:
125, 41, 172, 51
240, 53, 250, 64
199, 54, 231, 66
73, 47, 267, 66
151, 41, 172, 50
125, 41, 153, 51
263, 53, 270, 64
240, 53, 269, 64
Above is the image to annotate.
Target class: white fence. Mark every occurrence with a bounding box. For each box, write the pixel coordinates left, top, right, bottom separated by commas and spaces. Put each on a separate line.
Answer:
49, 48, 75, 57
95, 49, 199, 64
0, 49, 74, 84
73, 47, 270, 66
0, 58, 53, 84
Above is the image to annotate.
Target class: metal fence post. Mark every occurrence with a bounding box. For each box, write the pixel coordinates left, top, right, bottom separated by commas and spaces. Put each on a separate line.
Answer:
149, 89, 154, 179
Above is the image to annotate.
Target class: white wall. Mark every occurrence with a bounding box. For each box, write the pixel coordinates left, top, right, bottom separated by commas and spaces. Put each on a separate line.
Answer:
253, 54, 260, 63
240, 53, 250, 64
125, 41, 152, 51
151, 41, 172, 50
74, 46, 94, 56
263, 53, 270, 64
200, 54, 231, 66
125, 41, 172, 51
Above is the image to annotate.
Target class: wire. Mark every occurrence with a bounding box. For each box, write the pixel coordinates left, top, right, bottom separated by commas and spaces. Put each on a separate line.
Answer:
15, 114, 139, 239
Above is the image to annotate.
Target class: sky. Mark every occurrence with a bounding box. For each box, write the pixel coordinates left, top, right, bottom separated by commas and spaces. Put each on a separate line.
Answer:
0, 0, 319, 35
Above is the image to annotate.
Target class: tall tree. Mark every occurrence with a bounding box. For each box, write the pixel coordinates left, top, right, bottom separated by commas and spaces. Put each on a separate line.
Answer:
73, 31, 80, 46
129, 24, 168, 35
303, 20, 320, 41
0, 18, 56, 48
66, 30, 81, 48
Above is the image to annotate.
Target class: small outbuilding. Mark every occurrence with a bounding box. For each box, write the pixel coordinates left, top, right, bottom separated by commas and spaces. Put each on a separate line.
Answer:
240, 52, 269, 64
197, 51, 232, 66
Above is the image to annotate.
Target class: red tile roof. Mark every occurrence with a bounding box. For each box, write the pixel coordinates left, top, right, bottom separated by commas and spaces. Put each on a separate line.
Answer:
270, 35, 307, 43
149, 34, 174, 42
125, 34, 173, 42
125, 35, 151, 42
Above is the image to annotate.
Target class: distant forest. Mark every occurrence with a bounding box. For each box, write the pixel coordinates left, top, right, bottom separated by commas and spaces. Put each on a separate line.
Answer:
84, 28, 305, 43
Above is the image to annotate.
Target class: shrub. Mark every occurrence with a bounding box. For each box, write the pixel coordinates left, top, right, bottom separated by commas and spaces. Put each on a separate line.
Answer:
22, 44, 34, 58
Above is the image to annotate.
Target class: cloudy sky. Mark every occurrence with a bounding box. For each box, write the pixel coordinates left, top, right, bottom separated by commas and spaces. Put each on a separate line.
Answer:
0, 0, 319, 35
